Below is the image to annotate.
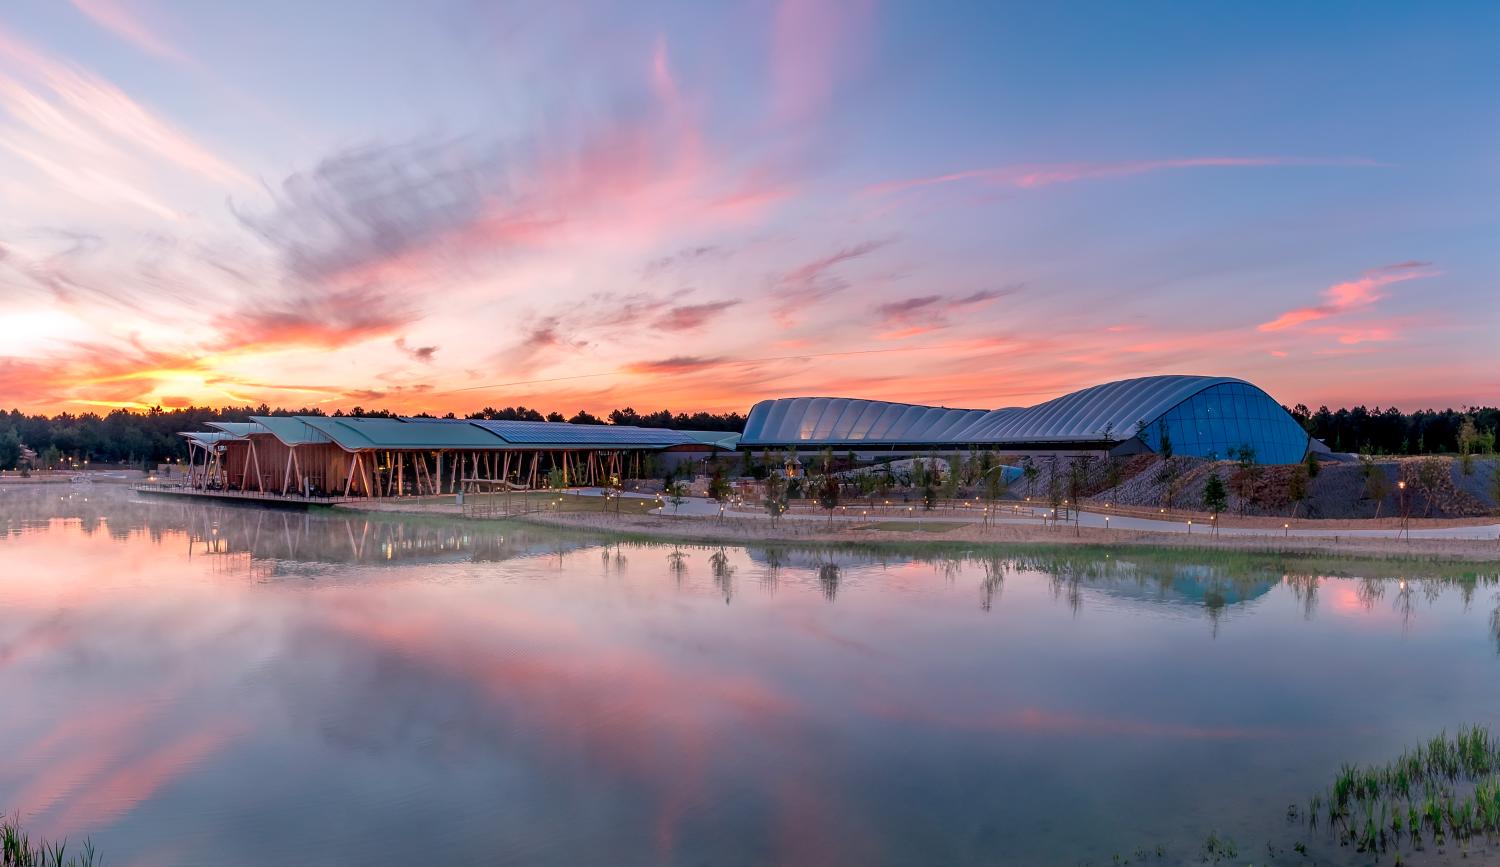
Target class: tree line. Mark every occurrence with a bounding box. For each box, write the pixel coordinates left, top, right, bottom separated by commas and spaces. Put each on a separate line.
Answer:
1288, 404, 1499, 455
0, 404, 747, 470
2, 400, 1496, 471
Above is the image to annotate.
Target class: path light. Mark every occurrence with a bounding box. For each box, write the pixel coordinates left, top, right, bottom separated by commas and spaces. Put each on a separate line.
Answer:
1105, 516, 1110, 531
1187, 520, 1192, 535
1284, 522, 1289, 537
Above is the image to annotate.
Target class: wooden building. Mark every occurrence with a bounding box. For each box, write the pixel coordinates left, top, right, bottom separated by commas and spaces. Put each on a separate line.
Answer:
178, 415, 741, 500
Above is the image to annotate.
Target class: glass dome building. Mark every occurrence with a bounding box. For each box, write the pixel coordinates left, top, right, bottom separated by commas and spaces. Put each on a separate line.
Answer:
739, 375, 1312, 464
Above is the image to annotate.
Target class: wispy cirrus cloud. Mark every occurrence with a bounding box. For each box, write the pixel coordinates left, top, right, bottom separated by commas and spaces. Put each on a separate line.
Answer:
652, 300, 741, 331
874, 286, 1021, 339
0, 21, 245, 222
769, 239, 891, 325
770, 0, 875, 125
623, 355, 728, 375
66, 0, 191, 64
209, 286, 415, 354
1258, 261, 1437, 333
866, 156, 1382, 197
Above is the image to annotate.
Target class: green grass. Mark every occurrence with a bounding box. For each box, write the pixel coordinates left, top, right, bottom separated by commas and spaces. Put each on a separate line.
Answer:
1307, 726, 1500, 857
1, 817, 96, 867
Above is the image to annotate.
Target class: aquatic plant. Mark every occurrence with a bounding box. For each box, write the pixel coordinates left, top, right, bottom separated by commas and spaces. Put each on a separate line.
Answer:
1305, 725, 1500, 858
1, 816, 97, 867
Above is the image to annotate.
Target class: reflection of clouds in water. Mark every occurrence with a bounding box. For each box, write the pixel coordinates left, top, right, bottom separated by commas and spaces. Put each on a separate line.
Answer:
3, 486, 1500, 865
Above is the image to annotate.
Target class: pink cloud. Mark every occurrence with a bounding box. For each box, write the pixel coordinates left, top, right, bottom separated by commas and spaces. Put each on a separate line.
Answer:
67, 0, 190, 64
0, 21, 245, 208
1258, 261, 1436, 332
866, 156, 1382, 197
770, 0, 875, 125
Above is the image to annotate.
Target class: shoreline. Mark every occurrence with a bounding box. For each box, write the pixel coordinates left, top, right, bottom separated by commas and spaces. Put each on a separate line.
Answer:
331, 498, 1500, 563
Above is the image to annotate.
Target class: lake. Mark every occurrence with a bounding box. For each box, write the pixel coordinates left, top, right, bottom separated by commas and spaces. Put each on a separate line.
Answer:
2, 485, 1498, 865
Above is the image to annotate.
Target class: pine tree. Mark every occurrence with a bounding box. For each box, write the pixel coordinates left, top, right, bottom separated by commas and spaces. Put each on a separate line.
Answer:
1202, 473, 1228, 533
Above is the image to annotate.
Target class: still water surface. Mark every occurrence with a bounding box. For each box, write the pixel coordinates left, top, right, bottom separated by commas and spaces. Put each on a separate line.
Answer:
2, 485, 1499, 866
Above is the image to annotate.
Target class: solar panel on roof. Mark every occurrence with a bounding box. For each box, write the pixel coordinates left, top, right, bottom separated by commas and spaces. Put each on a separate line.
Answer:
467, 419, 693, 447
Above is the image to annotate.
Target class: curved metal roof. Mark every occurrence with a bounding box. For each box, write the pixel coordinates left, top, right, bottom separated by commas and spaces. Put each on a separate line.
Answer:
949, 375, 1246, 443
248, 416, 333, 446
740, 396, 988, 446
204, 421, 268, 437
740, 376, 1281, 447
298, 417, 513, 451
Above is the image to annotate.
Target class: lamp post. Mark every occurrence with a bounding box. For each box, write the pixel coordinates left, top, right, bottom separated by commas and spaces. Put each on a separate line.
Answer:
1397, 480, 1408, 541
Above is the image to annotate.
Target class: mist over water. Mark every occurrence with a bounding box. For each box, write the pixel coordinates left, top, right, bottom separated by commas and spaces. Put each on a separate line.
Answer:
2, 485, 1498, 865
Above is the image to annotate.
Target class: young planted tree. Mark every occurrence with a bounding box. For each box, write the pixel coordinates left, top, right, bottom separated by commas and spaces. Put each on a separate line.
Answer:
941, 452, 961, 500
922, 481, 938, 511
1067, 455, 1094, 534
982, 464, 1007, 525
1153, 420, 1178, 510
1360, 454, 1390, 518
1231, 443, 1259, 515
667, 481, 687, 514
1304, 450, 1321, 479
764, 474, 789, 527
1021, 458, 1039, 499
1046, 457, 1064, 526
817, 471, 841, 526
1417, 457, 1445, 517
708, 468, 731, 522
1202, 472, 1228, 534
1287, 464, 1309, 518
1459, 416, 1481, 475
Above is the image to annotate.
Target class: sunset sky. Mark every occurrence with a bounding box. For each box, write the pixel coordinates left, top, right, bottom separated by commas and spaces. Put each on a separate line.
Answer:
0, 1, 1495, 417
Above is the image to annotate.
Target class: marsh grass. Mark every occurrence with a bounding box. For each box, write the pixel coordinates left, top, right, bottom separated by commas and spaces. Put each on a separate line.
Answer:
1, 817, 96, 867
1309, 726, 1500, 857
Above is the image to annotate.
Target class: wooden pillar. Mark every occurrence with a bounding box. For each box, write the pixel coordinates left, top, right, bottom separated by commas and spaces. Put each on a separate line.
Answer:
344, 452, 360, 497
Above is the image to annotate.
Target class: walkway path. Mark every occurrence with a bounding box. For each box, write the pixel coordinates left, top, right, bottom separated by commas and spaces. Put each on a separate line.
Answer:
648, 495, 1500, 541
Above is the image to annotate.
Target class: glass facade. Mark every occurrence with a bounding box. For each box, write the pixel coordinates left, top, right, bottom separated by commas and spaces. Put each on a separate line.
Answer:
1139, 382, 1308, 464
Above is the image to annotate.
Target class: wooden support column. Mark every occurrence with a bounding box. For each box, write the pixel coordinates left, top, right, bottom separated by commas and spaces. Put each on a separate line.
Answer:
282, 447, 295, 494
344, 452, 360, 497
249, 439, 264, 492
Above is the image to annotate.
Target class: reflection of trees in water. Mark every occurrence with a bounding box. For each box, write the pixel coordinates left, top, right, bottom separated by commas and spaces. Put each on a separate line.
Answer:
760, 548, 784, 593
979, 557, 1006, 612
710, 548, 734, 603
1356, 577, 1386, 609
666, 546, 687, 586
1491, 595, 1500, 655
600, 542, 627, 575
818, 562, 840, 602
1048, 568, 1084, 616
1285, 574, 1319, 619
937, 557, 962, 583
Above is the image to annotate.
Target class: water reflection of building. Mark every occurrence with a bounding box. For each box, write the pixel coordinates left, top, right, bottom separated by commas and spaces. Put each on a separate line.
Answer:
1082, 563, 1277, 609
0, 485, 596, 570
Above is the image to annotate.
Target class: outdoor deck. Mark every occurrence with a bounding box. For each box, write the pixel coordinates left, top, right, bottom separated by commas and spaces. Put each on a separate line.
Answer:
133, 484, 351, 508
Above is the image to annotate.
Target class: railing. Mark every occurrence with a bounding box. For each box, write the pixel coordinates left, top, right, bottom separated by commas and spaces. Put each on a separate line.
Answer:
459, 479, 538, 519
133, 483, 349, 505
